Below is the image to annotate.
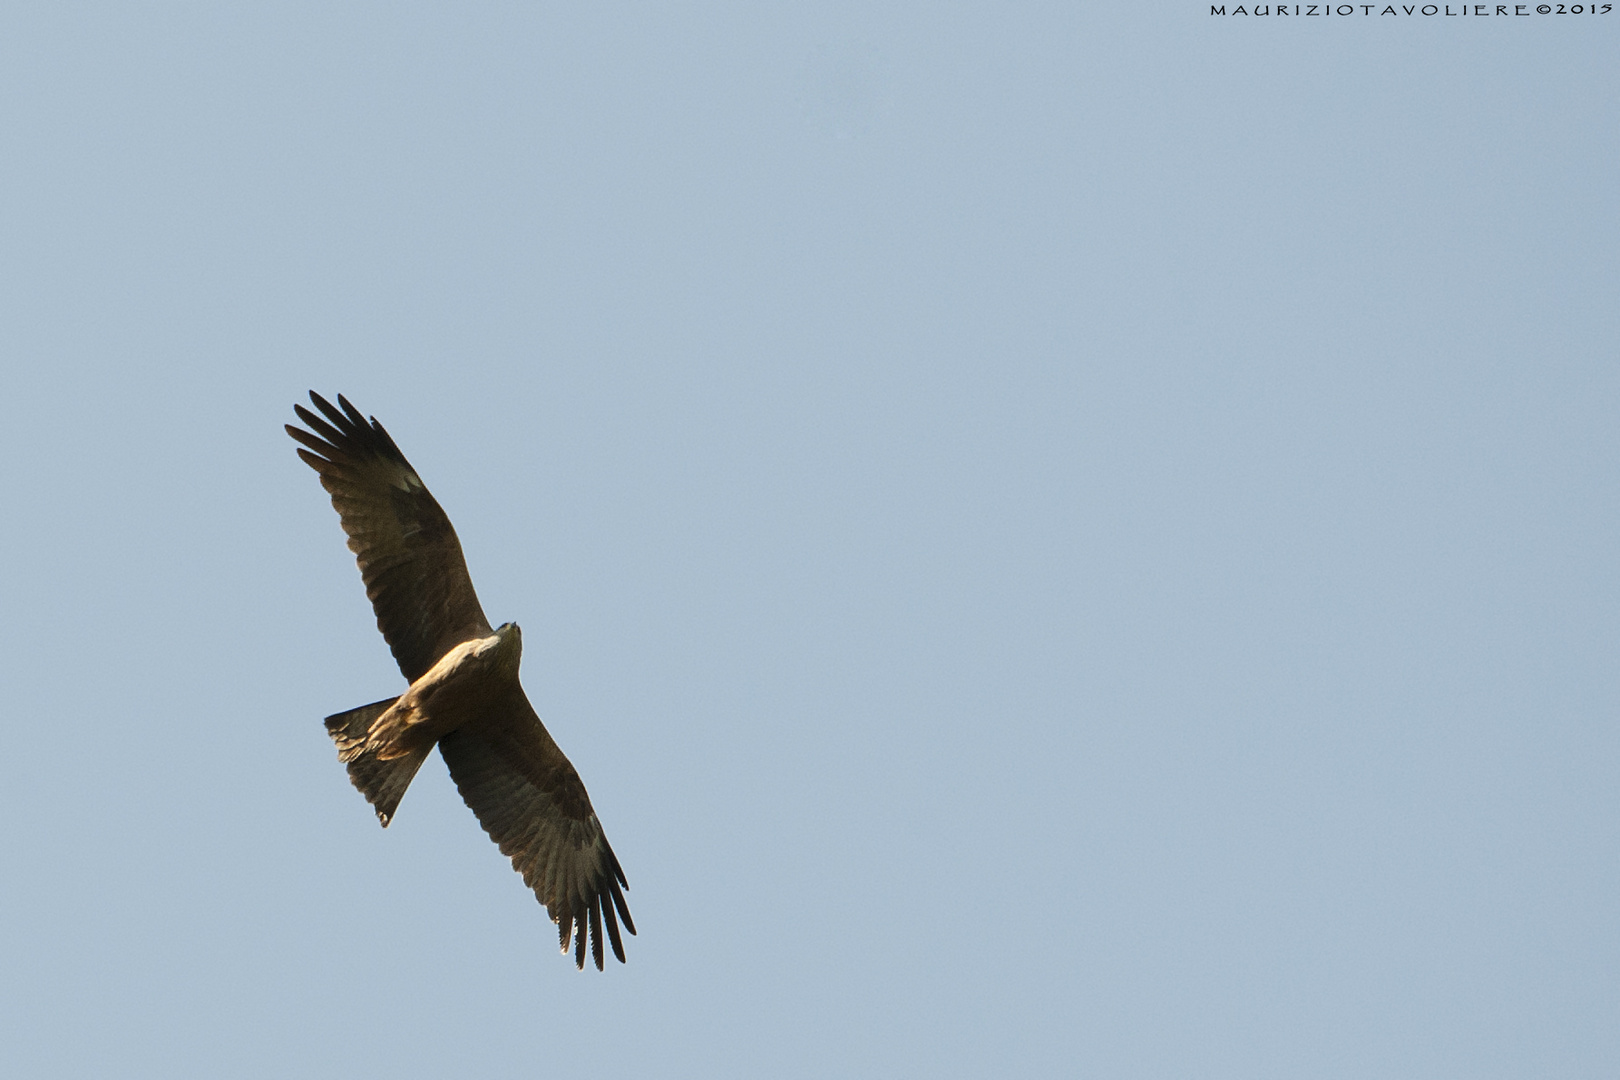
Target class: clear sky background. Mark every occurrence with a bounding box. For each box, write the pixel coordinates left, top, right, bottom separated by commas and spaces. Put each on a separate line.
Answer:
1, 4, 1616, 1077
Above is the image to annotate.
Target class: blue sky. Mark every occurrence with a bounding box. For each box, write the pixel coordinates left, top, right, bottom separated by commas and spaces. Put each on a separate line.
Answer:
1, 5, 1616, 1077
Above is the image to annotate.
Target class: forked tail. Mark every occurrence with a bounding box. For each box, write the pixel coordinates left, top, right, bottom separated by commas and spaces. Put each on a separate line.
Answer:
324, 697, 431, 827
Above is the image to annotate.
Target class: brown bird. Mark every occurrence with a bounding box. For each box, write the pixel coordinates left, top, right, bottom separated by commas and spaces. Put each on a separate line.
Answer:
287, 391, 634, 970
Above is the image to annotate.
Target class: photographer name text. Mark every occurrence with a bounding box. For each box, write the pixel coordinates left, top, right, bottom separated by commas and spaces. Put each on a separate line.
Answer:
1212, 3, 1611, 14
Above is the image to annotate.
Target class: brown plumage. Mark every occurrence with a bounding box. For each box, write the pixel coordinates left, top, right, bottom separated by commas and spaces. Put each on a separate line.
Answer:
288, 392, 634, 969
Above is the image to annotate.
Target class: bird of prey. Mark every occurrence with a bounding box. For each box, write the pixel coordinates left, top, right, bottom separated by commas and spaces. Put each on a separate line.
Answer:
287, 392, 634, 970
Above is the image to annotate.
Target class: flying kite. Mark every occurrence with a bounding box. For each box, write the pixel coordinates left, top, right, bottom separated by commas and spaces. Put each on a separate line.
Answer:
287, 392, 634, 970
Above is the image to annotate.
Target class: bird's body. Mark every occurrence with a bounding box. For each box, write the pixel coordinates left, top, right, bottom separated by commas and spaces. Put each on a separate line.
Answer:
288, 392, 633, 970
364, 624, 524, 762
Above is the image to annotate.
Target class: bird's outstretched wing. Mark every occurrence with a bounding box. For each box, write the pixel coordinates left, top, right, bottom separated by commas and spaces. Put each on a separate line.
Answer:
286, 391, 493, 682
438, 693, 636, 970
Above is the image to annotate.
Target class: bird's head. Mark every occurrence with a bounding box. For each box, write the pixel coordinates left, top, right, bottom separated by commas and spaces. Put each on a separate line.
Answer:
492, 621, 523, 671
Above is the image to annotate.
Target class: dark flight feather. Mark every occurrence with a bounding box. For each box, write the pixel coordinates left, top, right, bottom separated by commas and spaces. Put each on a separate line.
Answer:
439, 711, 635, 970
286, 392, 492, 683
